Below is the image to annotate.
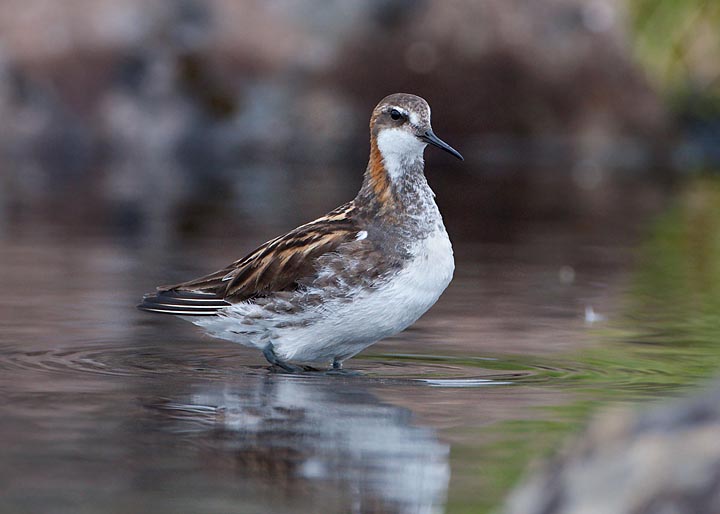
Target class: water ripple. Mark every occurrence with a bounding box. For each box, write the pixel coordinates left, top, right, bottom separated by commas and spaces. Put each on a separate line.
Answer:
0, 345, 676, 391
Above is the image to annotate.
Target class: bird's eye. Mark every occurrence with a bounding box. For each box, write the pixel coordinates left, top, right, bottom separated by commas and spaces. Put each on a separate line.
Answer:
390, 109, 403, 121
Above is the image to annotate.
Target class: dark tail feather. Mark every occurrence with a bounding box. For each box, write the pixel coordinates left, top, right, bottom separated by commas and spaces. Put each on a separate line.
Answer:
137, 290, 230, 316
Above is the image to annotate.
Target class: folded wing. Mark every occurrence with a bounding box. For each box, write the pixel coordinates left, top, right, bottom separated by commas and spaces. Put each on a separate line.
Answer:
137, 202, 360, 316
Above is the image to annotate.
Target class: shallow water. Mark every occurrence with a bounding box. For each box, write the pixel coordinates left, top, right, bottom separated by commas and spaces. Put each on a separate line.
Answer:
2, 179, 719, 513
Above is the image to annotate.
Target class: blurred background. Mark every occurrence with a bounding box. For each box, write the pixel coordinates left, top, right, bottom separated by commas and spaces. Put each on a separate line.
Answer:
1, 1, 720, 514
1, 0, 717, 241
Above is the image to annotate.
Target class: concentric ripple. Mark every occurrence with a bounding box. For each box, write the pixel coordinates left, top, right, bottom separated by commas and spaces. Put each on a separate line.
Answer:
0, 344, 670, 389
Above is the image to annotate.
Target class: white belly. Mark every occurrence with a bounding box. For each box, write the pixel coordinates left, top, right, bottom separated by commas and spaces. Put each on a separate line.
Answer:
273, 227, 455, 362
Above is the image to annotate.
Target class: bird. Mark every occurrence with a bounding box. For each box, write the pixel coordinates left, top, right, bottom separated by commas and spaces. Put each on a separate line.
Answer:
138, 93, 463, 374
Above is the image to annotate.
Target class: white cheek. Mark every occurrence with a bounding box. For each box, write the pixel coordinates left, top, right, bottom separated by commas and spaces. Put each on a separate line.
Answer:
376, 128, 426, 181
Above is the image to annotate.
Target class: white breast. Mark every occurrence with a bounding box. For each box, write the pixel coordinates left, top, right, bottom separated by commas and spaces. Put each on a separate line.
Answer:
388, 227, 455, 321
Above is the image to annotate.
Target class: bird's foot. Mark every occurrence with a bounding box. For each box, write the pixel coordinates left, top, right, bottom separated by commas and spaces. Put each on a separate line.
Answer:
263, 348, 361, 375
263, 343, 310, 374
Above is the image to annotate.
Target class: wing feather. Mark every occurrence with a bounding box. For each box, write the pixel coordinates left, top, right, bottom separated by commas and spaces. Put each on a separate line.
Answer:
137, 290, 230, 316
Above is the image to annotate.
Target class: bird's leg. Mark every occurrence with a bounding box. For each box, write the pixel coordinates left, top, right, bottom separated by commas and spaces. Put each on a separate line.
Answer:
325, 357, 362, 376
263, 343, 302, 373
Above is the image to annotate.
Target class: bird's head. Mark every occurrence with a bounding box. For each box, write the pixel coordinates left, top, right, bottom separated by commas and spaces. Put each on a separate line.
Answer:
369, 93, 463, 171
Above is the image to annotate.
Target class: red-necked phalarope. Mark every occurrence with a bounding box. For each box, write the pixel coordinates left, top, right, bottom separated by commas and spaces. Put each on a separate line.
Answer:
139, 93, 463, 373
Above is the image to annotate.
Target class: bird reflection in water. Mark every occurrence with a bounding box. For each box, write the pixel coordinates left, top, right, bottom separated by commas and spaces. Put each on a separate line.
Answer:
145, 374, 450, 514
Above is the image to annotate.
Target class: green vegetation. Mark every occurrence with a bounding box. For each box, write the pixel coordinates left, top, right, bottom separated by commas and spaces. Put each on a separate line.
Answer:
629, 0, 720, 109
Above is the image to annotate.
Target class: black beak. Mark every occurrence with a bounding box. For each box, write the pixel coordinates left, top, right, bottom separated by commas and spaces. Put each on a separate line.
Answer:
420, 129, 464, 161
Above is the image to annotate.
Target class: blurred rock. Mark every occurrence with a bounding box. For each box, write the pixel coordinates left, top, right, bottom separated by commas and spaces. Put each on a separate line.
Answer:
0, 0, 675, 234
503, 382, 720, 514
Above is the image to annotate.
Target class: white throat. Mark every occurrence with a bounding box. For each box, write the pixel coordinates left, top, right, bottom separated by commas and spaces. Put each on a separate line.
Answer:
376, 128, 426, 181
